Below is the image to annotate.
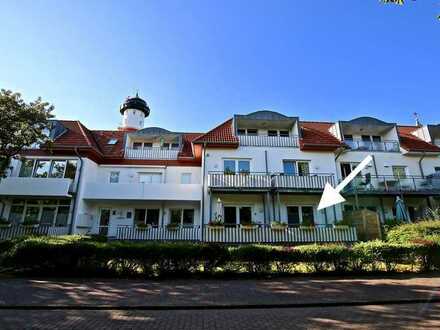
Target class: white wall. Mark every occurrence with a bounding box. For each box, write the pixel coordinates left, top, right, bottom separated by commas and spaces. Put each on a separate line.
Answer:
122, 108, 145, 130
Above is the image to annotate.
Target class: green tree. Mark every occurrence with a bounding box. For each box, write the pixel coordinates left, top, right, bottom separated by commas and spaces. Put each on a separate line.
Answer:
0, 89, 53, 178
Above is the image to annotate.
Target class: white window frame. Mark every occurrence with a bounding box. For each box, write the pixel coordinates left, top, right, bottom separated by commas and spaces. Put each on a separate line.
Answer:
286, 205, 316, 225
392, 166, 408, 179
169, 208, 195, 226
8, 199, 71, 227
223, 159, 251, 174
283, 160, 311, 176
223, 205, 253, 225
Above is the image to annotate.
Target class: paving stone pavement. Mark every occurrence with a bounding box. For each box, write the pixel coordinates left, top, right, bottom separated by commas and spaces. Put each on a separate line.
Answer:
0, 303, 439, 330
0, 274, 439, 307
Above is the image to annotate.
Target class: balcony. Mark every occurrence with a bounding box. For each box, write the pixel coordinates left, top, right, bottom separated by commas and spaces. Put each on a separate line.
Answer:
0, 177, 73, 197
208, 172, 272, 190
344, 140, 400, 152
342, 175, 440, 195
274, 174, 335, 191
124, 147, 179, 160
238, 135, 299, 148
83, 183, 202, 201
208, 172, 335, 191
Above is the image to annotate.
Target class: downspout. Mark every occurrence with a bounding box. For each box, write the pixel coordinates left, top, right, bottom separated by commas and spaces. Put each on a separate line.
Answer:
70, 147, 84, 235
200, 143, 207, 241
418, 152, 426, 178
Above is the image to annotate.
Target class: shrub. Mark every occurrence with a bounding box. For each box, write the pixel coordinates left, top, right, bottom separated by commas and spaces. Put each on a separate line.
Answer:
386, 221, 440, 244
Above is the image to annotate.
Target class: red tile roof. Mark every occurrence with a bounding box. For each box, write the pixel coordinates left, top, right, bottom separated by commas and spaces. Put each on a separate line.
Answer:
397, 126, 440, 153
299, 121, 344, 151
192, 119, 238, 146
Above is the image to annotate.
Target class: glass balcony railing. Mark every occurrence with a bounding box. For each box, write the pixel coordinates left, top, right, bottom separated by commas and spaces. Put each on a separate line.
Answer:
344, 140, 400, 152
341, 175, 440, 194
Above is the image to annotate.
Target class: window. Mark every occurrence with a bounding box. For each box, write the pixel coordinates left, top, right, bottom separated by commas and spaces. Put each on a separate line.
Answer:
134, 209, 146, 226
107, 138, 118, 145
19, 159, 35, 177
238, 160, 250, 174
239, 207, 252, 225
162, 143, 170, 149
64, 160, 77, 179
392, 166, 407, 179
286, 206, 315, 226
109, 171, 120, 183
237, 129, 246, 135
343, 135, 353, 141
139, 173, 162, 184
170, 209, 194, 226
144, 142, 153, 148
279, 130, 289, 137
283, 161, 296, 175
181, 173, 192, 184
224, 160, 236, 174
24, 206, 40, 222
224, 159, 250, 174
50, 161, 66, 178
182, 209, 194, 225
268, 130, 278, 137
246, 129, 258, 136
40, 207, 56, 226
171, 143, 180, 149
435, 167, 440, 174
8, 205, 24, 224
33, 160, 51, 178
297, 162, 310, 176
283, 160, 310, 176
146, 209, 160, 226
170, 209, 181, 225
133, 142, 143, 150
223, 206, 252, 225
372, 136, 382, 142
55, 206, 70, 227
361, 135, 371, 142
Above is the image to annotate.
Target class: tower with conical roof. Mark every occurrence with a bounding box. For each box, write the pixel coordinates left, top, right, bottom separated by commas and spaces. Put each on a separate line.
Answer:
119, 93, 150, 130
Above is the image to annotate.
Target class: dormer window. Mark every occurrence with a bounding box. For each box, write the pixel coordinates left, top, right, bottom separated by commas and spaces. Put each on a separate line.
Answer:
268, 130, 278, 137
144, 142, 153, 148
237, 129, 246, 135
279, 130, 289, 137
107, 138, 118, 145
343, 135, 353, 141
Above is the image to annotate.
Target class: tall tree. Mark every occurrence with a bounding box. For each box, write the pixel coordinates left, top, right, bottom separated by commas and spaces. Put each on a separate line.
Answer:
0, 89, 54, 178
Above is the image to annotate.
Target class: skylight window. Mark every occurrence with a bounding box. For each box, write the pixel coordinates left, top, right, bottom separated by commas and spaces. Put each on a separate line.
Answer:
107, 138, 118, 145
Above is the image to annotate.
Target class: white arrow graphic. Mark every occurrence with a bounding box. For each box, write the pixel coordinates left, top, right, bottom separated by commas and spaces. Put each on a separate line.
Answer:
317, 155, 373, 210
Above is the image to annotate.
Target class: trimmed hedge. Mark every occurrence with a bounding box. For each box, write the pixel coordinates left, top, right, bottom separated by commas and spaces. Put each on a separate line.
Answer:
1, 236, 439, 277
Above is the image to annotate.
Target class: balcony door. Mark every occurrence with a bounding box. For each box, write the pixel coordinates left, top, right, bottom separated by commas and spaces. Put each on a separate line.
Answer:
139, 173, 162, 184
287, 206, 315, 227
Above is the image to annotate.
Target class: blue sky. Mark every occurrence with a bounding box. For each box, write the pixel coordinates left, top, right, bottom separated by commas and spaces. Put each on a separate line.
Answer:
1, 1, 439, 132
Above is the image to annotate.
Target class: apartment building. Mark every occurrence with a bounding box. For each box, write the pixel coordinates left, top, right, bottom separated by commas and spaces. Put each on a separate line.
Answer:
0, 94, 439, 242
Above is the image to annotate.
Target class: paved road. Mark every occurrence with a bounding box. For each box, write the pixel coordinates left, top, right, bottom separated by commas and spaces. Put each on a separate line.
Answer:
0, 303, 439, 329
0, 274, 439, 329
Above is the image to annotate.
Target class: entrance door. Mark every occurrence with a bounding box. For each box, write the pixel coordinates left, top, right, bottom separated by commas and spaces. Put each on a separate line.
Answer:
224, 206, 237, 226
99, 209, 110, 236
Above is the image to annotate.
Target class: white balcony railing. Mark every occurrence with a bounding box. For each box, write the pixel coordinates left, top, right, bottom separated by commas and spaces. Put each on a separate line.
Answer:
274, 174, 335, 190
238, 135, 299, 148
124, 147, 180, 160
0, 177, 73, 197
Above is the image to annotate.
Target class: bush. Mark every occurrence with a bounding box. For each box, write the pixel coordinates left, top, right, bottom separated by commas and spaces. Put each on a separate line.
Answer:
386, 221, 440, 244
1, 236, 439, 277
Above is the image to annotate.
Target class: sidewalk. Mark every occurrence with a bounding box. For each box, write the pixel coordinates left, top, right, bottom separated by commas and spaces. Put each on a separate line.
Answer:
0, 274, 439, 308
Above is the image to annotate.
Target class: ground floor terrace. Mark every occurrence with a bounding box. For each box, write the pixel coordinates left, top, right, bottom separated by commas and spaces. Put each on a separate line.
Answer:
343, 194, 438, 222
